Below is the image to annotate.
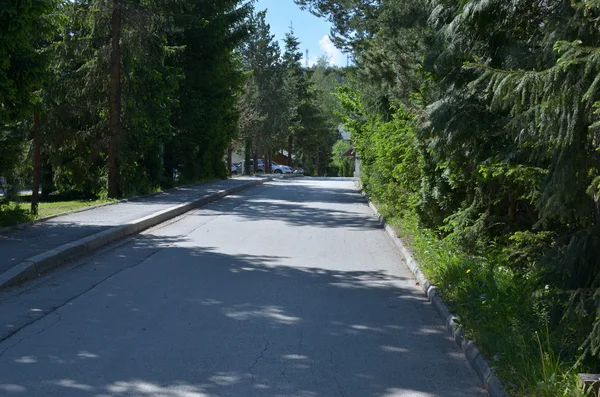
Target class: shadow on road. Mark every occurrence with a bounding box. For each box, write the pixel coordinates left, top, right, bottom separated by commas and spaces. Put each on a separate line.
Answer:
0, 234, 483, 397
206, 179, 380, 231
0, 179, 259, 273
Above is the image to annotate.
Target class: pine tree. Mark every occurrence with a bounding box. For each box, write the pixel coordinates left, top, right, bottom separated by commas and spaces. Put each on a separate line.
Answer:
166, 0, 251, 181
0, 0, 56, 207
239, 10, 284, 172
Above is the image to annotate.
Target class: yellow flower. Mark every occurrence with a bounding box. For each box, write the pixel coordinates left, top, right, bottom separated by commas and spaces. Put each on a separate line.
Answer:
466, 269, 471, 274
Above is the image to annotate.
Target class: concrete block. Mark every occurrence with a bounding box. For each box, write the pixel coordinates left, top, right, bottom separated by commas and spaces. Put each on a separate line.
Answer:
487, 375, 510, 397
462, 340, 481, 364
0, 261, 38, 289
58, 241, 88, 261
101, 226, 127, 243
30, 249, 64, 273
83, 233, 108, 252
454, 325, 465, 346
472, 352, 492, 382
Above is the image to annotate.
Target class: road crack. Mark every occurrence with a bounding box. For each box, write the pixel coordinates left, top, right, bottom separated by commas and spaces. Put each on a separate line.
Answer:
333, 377, 345, 397
248, 338, 269, 384
281, 364, 291, 385
0, 312, 62, 359
0, 245, 160, 346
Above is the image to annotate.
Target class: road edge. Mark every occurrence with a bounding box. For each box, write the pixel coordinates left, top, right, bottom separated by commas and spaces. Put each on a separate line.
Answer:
363, 194, 510, 397
0, 178, 247, 234
0, 175, 301, 290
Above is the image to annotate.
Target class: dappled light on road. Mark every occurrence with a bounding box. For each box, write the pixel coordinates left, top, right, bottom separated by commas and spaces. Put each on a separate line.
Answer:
0, 179, 483, 396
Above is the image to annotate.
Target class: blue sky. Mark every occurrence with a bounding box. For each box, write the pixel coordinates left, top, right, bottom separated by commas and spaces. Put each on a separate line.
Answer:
253, 0, 346, 67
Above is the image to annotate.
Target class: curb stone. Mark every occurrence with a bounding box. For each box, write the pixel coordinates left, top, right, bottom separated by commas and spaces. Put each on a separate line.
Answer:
0, 177, 265, 235
363, 193, 510, 397
0, 174, 301, 290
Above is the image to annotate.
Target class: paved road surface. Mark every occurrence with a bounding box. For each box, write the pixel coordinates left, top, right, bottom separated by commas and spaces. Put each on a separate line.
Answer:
0, 177, 265, 275
0, 178, 485, 397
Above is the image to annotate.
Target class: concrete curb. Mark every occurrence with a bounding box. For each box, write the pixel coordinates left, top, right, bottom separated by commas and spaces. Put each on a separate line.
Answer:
364, 196, 510, 397
0, 175, 301, 290
0, 201, 116, 234
0, 178, 249, 235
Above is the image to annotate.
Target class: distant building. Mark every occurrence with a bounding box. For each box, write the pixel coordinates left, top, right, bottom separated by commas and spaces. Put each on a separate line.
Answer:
337, 125, 359, 179
339, 125, 351, 142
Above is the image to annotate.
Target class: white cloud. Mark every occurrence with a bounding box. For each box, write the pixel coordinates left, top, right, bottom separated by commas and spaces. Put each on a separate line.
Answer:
303, 36, 346, 67
318, 35, 345, 67
307, 56, 319, 67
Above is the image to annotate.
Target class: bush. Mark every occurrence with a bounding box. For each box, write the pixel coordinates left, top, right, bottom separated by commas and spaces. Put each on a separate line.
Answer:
379, 206, 584, 396
342, 98, 587, 396
0, 200, 32, 227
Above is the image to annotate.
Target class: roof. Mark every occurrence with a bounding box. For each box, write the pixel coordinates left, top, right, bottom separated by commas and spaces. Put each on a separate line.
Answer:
341, 148, 355, 158
338, 124, 351, 141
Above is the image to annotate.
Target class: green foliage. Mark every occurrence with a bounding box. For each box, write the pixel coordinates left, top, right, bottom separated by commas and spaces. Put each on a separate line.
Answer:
0, 200, 31, 227
305, 0, 600, 393
237, 10, 287, 168
2, 0, 340, 204
329, 139, 353, 177
237, 12, 341, 175
380, 209, 583, 397
0, 0, 56, 195
339, 85, 421, 214
0, 0, 55, 121
168, 0, 251, 182
0, 0, 254, 202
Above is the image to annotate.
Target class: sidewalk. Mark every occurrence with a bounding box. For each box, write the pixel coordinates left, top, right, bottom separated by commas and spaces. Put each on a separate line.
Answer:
0, 176, 276, 287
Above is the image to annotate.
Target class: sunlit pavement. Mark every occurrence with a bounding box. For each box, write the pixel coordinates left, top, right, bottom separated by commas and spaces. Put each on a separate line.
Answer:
0, 178, 485, 397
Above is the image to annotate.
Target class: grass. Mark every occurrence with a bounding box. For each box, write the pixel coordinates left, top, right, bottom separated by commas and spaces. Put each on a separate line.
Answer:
0, 201, 31, 227
0, 177, 219, 228
373, 201, 586, 397
0, 199, 112, 227
37, 199, 111, 218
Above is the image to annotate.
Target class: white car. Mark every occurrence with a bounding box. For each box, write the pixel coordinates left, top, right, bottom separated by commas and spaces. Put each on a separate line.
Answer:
271, 161, 292, 174
224, 161, 238, 175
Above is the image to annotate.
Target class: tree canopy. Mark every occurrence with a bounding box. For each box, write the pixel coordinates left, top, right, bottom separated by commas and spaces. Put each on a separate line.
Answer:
297, 0, 600, 394
0, 0, 341, 205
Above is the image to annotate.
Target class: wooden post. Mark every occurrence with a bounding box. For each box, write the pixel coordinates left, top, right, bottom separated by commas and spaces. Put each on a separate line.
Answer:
31, 111, 41, 216
227, 146, 233, 177
107, 0, 122, 198
287, 135, 293, 167
579, 374, 600, 397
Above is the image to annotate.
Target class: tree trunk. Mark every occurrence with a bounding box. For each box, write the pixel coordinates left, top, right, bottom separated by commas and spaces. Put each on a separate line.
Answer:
41, 162, 53, 200
594, 131, 600, 226
31, 111, 41, 216
508, 193, 517, 222
107, 0, 122, 198
594, 194, 600, 227
227, 146, 233, 177
315, 151, 320, 177
287, 135, 293, 167
244, 137, 252, 175
253, 150, 258, 173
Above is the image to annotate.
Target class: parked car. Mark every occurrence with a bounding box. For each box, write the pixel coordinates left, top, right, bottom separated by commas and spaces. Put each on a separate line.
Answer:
293, 168, 304, 174
224, 161, 237, 175
237, 159, 265, 173
271, 161, 292, 174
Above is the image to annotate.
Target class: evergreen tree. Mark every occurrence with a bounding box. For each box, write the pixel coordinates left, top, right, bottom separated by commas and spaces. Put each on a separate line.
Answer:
0, 0, 56, 206
239, 10, 284, 172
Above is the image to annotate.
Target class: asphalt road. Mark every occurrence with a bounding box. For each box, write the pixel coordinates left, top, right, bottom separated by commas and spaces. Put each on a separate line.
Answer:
0, 178, 485, 397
